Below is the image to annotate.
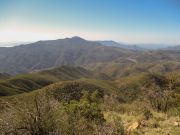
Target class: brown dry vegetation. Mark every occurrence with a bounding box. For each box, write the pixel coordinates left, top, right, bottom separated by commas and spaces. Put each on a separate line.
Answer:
0, 71, 180, 135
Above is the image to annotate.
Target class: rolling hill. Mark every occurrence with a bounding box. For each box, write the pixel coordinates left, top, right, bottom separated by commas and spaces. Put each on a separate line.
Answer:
0, 66, 109, 96
87, 61, 180, 78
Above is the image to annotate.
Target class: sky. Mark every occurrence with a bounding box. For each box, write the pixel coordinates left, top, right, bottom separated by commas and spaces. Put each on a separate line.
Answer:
0, 0, 180, 45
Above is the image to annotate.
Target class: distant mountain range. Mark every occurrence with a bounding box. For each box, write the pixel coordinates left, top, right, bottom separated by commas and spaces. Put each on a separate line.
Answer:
0, 41, 31, 47
137, 44, 171, 50
0, 36, 179, 75
97, 41, 145, 50
0, 37, 134, 74
98, 41, 178, 50
163, 45, 180, 50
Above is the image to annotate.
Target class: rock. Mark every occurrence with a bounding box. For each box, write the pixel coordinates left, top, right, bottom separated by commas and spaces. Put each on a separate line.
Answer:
174, 122, 180, 126
127, 121, 140, 133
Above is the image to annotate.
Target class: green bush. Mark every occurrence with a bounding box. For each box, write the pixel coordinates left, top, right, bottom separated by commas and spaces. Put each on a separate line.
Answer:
63, 90, 105, 124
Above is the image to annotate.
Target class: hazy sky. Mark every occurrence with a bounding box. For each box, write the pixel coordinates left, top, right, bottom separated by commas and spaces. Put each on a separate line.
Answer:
0, 0, 180, 45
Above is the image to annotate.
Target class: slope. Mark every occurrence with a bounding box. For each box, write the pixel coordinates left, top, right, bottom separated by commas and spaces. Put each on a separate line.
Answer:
0, 66, 108, 96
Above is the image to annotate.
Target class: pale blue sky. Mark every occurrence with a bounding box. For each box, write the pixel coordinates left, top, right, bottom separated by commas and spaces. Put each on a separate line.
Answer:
0, 0, 180, 45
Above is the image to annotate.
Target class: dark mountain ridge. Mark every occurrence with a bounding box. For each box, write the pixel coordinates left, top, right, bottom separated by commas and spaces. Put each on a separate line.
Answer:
0, 37, 135, 74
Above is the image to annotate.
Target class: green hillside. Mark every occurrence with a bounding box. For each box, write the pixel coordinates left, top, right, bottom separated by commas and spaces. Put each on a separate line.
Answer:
0, 66, 108, 96
87, 61, 180, 78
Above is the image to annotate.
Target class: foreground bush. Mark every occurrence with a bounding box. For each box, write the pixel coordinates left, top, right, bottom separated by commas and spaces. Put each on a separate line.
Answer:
0, 92, 60, 135
0, 90, 126, 135
147, 83, 176, 112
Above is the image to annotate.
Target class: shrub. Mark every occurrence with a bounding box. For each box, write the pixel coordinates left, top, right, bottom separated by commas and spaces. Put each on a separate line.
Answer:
15, 92, 60, 135
62, 90, 105, 134
143, 109, 153, 120
0, 92, 62, 135
147, 83, 176, 112
52, 82, 104, 102
142, 73, 169, 89
167, 106, 180, 116
94, 114, 126, 135
63, 90, 105, 123
148, 119, 160, 128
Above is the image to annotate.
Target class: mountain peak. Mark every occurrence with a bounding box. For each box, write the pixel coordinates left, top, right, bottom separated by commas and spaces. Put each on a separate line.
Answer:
65, 36, 86, 41
71, 36, 84, 39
